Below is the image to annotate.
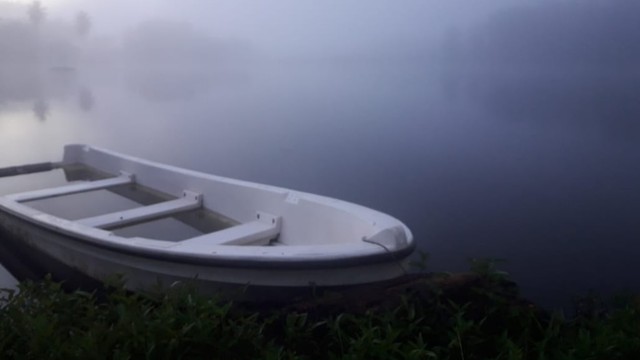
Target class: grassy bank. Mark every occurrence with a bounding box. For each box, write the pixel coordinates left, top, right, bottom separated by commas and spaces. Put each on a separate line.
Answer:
1, 265, 639, 359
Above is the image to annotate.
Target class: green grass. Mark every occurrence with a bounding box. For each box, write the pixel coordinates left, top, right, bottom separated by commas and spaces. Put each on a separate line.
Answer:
1, 268, 640, 359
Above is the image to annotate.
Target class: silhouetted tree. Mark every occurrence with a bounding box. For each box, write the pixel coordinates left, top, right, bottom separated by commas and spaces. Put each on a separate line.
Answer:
27, 1, 45, 28
75, 11, 91, 38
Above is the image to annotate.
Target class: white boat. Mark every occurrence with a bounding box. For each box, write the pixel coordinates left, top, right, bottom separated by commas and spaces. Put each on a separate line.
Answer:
0, 145, 414, 295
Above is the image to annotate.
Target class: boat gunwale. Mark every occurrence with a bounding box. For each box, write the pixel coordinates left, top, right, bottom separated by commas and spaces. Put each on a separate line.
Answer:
0, 206, 416, 270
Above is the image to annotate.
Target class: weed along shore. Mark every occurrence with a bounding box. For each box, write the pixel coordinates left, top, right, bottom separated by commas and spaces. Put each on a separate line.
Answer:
1, 263, 640, 359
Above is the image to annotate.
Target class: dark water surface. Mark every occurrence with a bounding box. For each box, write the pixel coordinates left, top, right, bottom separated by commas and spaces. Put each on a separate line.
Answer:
1, 1, 639, 309
0, 264, 16, 290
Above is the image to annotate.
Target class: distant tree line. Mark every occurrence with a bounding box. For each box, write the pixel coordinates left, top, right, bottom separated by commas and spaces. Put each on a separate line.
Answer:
0, 1, 92, 66
122, 20, 218, 68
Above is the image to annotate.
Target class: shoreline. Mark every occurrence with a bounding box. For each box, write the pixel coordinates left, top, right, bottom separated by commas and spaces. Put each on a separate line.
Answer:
1, 269, 638, 358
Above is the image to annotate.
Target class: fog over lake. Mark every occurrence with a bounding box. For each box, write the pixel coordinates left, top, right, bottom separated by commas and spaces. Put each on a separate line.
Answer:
1, 0, 639, 308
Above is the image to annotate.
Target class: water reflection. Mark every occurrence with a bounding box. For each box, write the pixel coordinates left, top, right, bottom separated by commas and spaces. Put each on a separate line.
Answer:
124, 69, 215, 103
78, 87, 94, 112
0, 68, 98, 120
32, 98, 49, 121
0, 6, 98, 121
0, 70, 43, 104
0, 68, 74, 102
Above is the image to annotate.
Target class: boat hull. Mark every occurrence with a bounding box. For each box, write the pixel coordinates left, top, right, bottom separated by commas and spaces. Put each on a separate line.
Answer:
0, 144, 415, 294
0, 208, 409, 297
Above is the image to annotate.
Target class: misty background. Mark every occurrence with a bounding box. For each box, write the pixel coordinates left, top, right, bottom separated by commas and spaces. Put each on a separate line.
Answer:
1, 0, 639, 308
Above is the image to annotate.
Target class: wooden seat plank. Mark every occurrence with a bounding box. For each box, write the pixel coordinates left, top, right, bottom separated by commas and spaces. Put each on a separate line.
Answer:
174, 217, 281, 250
78, 193, 202, 229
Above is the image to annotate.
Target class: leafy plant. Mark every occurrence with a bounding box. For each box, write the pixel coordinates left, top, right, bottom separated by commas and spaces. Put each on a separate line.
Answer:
2, 272, 640, 359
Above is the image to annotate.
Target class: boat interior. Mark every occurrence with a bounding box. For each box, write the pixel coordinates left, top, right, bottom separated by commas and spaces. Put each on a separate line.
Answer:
1, 164, 283, 246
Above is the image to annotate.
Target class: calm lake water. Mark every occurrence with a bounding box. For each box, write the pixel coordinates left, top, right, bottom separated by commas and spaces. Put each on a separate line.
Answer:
1, 2, 639, 309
